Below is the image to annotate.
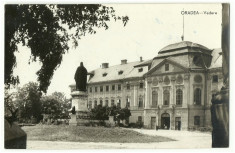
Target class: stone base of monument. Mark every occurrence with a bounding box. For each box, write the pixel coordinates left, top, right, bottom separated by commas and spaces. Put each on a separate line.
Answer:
69, 91, 90, 126
69, 114, 77, 126
108, 116, 116, 127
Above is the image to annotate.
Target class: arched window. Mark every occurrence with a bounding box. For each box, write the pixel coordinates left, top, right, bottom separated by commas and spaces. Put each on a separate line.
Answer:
176, 89, 183, 105
111, 99, 115, 107
163, 90, 170, 105
117, 99, 121, 108
194, 88, 201, 105
152, 91, 158, 107
100, 100, 103, 106
89, 101, 92, 109
94, 100, 97, 107
126, 97, 130, 108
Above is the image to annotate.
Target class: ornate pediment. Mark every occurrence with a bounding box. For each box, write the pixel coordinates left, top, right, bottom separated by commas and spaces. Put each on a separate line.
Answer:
146, 59, 187, 76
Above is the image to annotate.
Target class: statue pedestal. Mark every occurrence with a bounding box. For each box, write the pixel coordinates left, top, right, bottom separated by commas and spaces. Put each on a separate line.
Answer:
69, 114, 77, 126
69, 91, 89, 126
71, 91, 88, 112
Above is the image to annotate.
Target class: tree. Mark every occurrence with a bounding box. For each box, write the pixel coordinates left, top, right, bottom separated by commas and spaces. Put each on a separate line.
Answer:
14, 82, 42, 122
5, 4, 128, 92
91, 105, 131, 125
90, 104, 109, 121
4, 85, 18, 123
41, 92, 71, 120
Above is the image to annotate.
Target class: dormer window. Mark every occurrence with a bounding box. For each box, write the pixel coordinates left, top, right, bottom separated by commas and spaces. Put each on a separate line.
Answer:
165, 64, 169, 71
103, 73, 107, 77
118, 70, 123, 75
138, 68, 143, 72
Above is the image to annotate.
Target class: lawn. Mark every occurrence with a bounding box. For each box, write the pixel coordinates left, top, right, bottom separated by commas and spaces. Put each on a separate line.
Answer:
22, 125, 174, 143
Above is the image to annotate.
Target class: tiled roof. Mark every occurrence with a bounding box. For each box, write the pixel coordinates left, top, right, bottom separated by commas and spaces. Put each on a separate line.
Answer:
209, 48, 222, 69
81, 42, 221, 85
88, 61, 149, 84
134, 59, 152, 67
159, 41, 211, 53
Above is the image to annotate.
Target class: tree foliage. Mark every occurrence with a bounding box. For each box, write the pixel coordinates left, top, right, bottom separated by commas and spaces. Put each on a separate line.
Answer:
14, 82, 42, 122
4, 85, 18, 120
41, 92, 71, 119
90, 104, 109, 121
5, 4, 128, 92
90, 105, 131, 123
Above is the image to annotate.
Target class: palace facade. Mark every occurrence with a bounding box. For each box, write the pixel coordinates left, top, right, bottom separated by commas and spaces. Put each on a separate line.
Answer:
70, 41, 223, 130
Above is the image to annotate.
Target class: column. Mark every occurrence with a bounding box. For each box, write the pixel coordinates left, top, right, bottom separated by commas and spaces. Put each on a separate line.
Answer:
145, 78, 152, 109
134, 84, 138, 108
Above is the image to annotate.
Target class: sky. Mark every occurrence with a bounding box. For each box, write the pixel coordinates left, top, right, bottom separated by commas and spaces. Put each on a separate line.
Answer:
12, 4, 222, 98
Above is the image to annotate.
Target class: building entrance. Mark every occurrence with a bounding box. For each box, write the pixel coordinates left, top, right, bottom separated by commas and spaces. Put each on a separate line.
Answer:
161, 113, 170, 129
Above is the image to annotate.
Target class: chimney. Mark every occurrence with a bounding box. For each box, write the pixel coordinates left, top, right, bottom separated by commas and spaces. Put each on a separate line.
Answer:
140, 56, 143, 62
101, 63, 109, 69
121, 59, 127, 65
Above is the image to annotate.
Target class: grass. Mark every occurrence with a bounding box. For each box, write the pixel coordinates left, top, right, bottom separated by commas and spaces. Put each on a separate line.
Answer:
22, 125, 174, 143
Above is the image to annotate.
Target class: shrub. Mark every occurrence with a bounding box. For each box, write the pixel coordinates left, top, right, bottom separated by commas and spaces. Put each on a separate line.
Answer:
128, 123, 136, 128
104, 122, 112, 128
188, 126, 212, 132
197, 126, 213, 132
188, 126, 196, 131
118, 123, 124, 127
136, 121, 144, 129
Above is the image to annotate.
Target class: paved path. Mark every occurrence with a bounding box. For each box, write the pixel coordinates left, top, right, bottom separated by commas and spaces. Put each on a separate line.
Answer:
131, 129, 212, 148
27, 129, 212, 149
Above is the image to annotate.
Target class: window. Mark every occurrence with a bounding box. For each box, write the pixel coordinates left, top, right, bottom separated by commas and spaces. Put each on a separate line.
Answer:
105, 100, 109, 106
138, 97, 143, 108
138, 68, 143, 72
89, 87, 92, 93
106, 85, 109, 92
94, 101, 97, 107
138, 116, 142, 122
117, 99, 121, 108
139, 82, 144, 89
194, 116, 200, 126
163, 90, 170, 105
212, 75, 218, 83
100, 86, 103, 92
127, 84, 130, 90
126, 98, 130, 108
95, 87, 97, 92
118, 84, 121, 91
176, 89, 183, 105
194, 88, 201, 105
152, 91, 158, 106
100, 100, 103, 106
118, 70, 123, 75
165, 64, 169, 71
111, 100, 115, 107
88, 101, 92, 109
102, 73, 107, 77
112, 85, 115, 91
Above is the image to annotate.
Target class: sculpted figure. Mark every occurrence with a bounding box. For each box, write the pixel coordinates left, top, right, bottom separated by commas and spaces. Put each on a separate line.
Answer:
74, 62, 88, 91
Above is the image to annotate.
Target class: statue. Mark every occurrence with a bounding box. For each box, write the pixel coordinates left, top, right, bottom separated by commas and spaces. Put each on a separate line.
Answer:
74, 62, 88, 91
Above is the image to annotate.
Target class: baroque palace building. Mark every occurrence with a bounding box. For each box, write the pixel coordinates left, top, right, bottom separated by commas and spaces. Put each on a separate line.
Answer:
70, 41, 223, 130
